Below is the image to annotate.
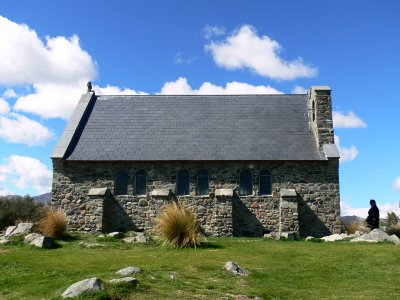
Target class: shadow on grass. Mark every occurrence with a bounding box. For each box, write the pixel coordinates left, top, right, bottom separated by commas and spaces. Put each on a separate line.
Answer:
57, 233, 81, 242
198, 241, 224, 249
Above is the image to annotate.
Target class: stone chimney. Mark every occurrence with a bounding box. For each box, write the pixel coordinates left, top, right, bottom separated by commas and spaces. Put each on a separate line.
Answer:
308, 86, 335, 150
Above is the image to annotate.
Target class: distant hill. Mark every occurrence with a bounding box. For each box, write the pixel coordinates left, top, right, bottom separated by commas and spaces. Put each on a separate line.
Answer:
0, 192, 51, 204
33, 192, 51, 204
342, 215, 388, 228
342, 215, 365, 227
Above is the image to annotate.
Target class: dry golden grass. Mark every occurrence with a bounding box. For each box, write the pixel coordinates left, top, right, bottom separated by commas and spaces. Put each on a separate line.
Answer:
345, 221, 369, 234
154, 201, 203, 248
38, 209, 67, 238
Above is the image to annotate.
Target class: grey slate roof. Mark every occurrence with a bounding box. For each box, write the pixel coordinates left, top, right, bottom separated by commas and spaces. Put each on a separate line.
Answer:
63, 94, 324, 161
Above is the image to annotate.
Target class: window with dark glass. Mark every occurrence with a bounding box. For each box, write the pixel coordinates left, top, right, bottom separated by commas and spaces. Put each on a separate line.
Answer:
115, 171, 128, 195
177, 170, 190, 195
259, 170, 272, 195
197, 169, 209, 195
239, 170, 252, 196
135, 170, 147, 195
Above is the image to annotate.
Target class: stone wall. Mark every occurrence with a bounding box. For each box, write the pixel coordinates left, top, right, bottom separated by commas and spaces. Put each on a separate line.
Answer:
51, 159, 343, 237
309, 87, 335, 149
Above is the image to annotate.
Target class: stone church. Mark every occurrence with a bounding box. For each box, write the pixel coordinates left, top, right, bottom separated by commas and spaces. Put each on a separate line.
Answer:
51, 85, 343, 238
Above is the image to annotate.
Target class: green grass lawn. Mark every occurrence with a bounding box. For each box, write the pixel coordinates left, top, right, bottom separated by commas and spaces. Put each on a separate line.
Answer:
0, 236, 399, 299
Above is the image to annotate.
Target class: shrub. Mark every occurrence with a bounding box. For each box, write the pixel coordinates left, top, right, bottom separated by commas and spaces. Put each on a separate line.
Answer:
387, 212, 399, 227
39, 209, 67, 238
386, 222, 400, 238
0, 196, 45, 230
154, 201, 202, 248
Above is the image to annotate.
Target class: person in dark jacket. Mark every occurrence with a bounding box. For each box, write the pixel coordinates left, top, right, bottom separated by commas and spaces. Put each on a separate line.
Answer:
366, 199, 379, 229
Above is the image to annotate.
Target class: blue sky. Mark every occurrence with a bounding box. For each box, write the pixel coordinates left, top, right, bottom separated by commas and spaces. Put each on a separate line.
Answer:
0, 1, 399, 217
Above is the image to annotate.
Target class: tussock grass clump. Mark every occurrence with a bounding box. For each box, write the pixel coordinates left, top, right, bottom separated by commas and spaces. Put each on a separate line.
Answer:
345, 221, 369, 234
154, 201, 202, 248
39, 209, 67, 238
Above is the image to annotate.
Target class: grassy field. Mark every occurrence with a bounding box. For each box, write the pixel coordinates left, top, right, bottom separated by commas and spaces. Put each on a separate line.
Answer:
0, 235, 399, 300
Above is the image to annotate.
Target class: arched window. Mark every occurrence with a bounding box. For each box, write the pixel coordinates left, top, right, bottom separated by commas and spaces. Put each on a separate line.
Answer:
135, 170, 147, 195
197, 169, 209, 195
177, 170, 190, 196
115, 171, 128, 195
239, 170, 252, 196
259, 170, 272, 195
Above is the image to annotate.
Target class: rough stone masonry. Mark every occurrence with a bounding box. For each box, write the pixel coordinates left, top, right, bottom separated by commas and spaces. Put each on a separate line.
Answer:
51, 86, 344, 238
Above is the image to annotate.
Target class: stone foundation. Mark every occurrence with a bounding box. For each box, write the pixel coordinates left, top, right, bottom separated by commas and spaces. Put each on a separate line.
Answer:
51, 159, 344, 237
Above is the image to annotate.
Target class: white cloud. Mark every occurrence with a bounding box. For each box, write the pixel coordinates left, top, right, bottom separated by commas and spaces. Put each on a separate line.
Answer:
334, 135, 358, 163
0, 113, 54, 146
174, 52, 198, 64
292, 85, 308, 94
0, 155, 52, 194
205, 25, 317, 80
159, 77, 282, 95
333, 111, 367, 128
0, 186, 12, 196
94, 84, 148, 96
2, 89, 18, 99
0, 16, 98, 120
393, 177, 400, 192
13, 83, 86, 119
341, 201, 400, 218
0, 98, 10, 114
204, 24, 226, 39
14, 82, 149, 120
0, 16, 96, 85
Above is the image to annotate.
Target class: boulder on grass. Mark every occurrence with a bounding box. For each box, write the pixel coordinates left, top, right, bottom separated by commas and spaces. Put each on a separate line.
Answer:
109, 277, 139, 286
107, 232, 124, 238
351, 229, 391, 243
123, 232, 149, 243
0, 237, 9, 244
224, 261, 248, 276
24, 233, 54, 249
321, 233, 345, 242
8, 223, 34, 236
5, 226, 17, 237
62, 277, 103, 298
116, 266, 142, 276
388, 234, 400, 245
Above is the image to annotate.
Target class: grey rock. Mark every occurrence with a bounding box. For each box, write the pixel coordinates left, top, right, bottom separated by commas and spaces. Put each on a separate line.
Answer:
0, 237, 9, 244
351, 229, 391, 243
280, 232, 298, 240
263, 233, 272, 239
109, 277, 138, 285
321, 233, 345, 242
10, 223, 34, 236
138, 199, 148, 207
123, 233, 149, 243
5, 226, 17, 237
305, 236, 315, 241
25, 233, 41, 243
224, 261, 248, 276
116, 266, 142, 276
62, 277, 103, 298
78, 242, 104, 248
107, 232, 124, 238
388, 234, 400, 245
24, 233, 54, 248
